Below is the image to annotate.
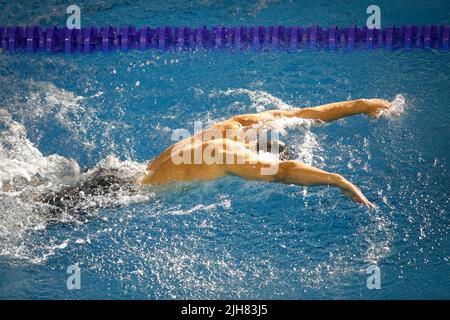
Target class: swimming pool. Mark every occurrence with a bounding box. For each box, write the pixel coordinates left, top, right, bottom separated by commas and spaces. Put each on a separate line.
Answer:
0, 0, 449, 299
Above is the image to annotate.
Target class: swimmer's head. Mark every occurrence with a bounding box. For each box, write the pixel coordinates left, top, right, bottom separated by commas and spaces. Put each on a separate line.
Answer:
256, 139, 295, 161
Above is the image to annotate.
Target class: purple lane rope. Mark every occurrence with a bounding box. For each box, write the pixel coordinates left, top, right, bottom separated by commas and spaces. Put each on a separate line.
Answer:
0, 25, 449, 53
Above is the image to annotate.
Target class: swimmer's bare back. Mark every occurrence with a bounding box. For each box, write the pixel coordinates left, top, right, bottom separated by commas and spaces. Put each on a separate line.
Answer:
139, 98, 392, 207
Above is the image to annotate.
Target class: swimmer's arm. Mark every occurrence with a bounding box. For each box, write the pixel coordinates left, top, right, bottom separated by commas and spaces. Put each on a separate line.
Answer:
230, 99, 390, 125
226, 160, 373, 207
286, 98, 391, 122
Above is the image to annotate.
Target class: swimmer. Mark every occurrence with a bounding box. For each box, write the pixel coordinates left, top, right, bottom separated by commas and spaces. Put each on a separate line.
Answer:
138, 98, 393, 207
41, 98, 391, 213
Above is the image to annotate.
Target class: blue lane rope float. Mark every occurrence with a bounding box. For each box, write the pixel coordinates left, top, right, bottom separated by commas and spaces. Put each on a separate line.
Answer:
1, 25, 449, 53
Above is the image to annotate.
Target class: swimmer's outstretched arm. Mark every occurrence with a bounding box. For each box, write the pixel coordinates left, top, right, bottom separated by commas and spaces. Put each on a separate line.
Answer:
226, 159, 373, 207
230, 99, 390, 126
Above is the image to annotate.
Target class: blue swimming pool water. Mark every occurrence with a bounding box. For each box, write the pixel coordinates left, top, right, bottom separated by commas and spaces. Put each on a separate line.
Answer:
0, 0, 449, 299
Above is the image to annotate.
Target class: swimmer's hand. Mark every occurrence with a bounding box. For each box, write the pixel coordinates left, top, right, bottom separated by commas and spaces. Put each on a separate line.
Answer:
364, 99, 391, 118
334, 174, 374, 208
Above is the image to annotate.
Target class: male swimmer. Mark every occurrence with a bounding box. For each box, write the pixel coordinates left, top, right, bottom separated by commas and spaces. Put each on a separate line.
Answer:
42, 98, 392, 213
137, 98, 392, 208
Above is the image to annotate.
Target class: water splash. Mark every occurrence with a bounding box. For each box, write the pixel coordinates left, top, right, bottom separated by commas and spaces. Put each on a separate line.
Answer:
210, 88, 294, 112
0, 109, 80, 192
296, 130, 323, 166
0, 109, 151, 263
250, 116, 321, 135
2, 79, 135, 161
380, 94, 406, 118
6, 80, 93, 148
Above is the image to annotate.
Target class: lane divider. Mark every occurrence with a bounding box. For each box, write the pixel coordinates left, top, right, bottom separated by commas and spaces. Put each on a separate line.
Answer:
1, 25, 449, 53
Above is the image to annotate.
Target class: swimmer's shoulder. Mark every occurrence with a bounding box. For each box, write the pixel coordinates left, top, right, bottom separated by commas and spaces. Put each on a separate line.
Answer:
211, 118, 242, 131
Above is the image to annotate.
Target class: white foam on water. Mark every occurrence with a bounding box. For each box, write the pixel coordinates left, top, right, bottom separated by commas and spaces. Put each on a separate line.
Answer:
8, 80, 94, 148
296, 130, 323, 166
210, 88, 294, 112
3, 79, 135, 159
250, 116, 320, 135
168, 198, 232, 216
255, 150, 281, 162
380, 94, 407, 118
0, 109, 80, 191
0, 109, 151, 263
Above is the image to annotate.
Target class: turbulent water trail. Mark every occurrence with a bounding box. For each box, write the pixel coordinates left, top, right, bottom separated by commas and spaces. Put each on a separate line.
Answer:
0, 108, 151, 262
